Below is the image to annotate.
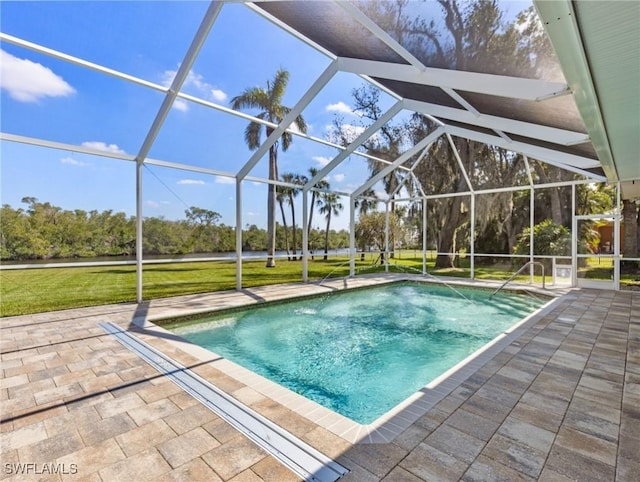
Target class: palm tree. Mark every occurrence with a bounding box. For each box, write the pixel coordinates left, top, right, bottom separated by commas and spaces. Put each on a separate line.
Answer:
319, 193, 344, 261
306, 167, 330, 255
355, 187, 379, 216
276, 183, 292, 260
231, 69, 307, 267
355, 188, 378, 260
281, 172, 302, 260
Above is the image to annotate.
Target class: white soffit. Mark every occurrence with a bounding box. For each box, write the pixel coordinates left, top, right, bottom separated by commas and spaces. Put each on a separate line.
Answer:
573, 0, 640, 184
620, 181, 640, 201
535, 0, 640, 185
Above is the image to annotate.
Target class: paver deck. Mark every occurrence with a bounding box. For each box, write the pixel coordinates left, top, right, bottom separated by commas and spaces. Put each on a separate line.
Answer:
1, 275, 638, 481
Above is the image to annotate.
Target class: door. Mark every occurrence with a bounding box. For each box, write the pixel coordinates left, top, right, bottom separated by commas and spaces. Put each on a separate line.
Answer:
574, 215, 617, 290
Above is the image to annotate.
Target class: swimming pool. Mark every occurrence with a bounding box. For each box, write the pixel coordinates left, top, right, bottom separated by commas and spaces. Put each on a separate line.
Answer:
169, 282, 546, 424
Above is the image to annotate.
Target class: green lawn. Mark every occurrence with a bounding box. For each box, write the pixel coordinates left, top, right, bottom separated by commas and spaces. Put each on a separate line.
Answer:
2, 252, 637, 316
1, 256, 382, 316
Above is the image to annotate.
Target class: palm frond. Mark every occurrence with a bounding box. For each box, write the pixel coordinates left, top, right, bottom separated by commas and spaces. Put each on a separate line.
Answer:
269, 69, 290, 106
244, 120, 263, 150
230, 87, 270, 112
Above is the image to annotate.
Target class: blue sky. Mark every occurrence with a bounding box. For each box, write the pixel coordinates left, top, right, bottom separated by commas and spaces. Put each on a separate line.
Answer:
1, 1, 402, 231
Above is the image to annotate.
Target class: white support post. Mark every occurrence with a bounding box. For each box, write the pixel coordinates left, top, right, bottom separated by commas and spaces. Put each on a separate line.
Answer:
136, 161, 143, 303
571, 184, 578, 287
530, 187, 535, 284
470, 193, 475, 280
302, 189, 309, 282
523, 156, 535, 187
385, 202, 390, 273
614, 182, 621, 289
350, 197, 356, 277
422, 198, 427, 275
525, 154, 535, 286
235, 181, 242, 291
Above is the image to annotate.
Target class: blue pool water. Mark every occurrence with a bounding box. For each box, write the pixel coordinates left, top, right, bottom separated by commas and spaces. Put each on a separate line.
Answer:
170, 282, 546, 424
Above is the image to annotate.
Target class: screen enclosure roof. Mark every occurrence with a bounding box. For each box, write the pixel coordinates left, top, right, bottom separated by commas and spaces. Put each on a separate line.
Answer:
1, 0, 639, 200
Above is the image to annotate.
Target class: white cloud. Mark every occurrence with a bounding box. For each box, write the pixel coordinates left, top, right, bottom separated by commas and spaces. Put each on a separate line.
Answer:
313, 156, 331, 167
177, 179, 205, 185
246, 211, 259, 217
337, 124, 366, 143
81, 141, 126, 154
173, 98, 189, 112
211, 89, 227, 102
333, 173, 345, 183
60, 156, 89, 167
162, 67, 227, 111
161, 69, 178, 87
215, 176, 235, 184
326, 101, 354, 115
288, 123, 303, 134
1, 49, 76, 102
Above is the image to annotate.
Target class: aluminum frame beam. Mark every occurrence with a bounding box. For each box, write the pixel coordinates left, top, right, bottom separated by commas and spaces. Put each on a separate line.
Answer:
353, 127, 444, 197
444, 125, 605, 180
0, 133, 135, 162
337, 57, 569, 101
132, 1, 223, 303
404, 99, 590, 147
446, 133, 474, 193
335, 1, 425, 68
135, 2, 223, 163
0, 33, 167, 93
389, 146, 430, 200
304, 100, 405, 191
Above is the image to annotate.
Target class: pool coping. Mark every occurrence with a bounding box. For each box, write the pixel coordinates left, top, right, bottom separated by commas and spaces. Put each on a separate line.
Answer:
134, 274, 565, 444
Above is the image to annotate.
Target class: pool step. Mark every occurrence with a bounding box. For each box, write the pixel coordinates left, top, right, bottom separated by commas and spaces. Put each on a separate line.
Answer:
100, 322, 348, 482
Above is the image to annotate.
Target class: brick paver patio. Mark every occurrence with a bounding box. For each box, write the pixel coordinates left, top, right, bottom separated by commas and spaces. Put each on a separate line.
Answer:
1, 276, 638, 481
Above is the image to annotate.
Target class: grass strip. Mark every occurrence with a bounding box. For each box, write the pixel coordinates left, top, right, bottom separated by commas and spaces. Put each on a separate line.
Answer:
2, 253, 636, 316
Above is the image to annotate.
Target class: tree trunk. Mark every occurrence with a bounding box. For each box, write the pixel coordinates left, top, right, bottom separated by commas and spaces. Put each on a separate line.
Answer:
307, 192, 316, 237
435, 139, 470, 269
533, 164, 563, 225
324, 212, 331, 261
389, 199, 395, 259
289, 194, 297, 261
266, 148, 278, 267
278, 199, 290, 260
435, 196, 463, 268
621, 199, 639, 274
637, 205, 640, 250
623, 199, 638, 257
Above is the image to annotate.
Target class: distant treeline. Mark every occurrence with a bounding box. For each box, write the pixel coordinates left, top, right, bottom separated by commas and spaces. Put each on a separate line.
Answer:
0, 197, 350, 261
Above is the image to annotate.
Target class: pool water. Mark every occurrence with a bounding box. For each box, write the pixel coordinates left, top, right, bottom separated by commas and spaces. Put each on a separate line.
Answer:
170, 282, 546, 424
